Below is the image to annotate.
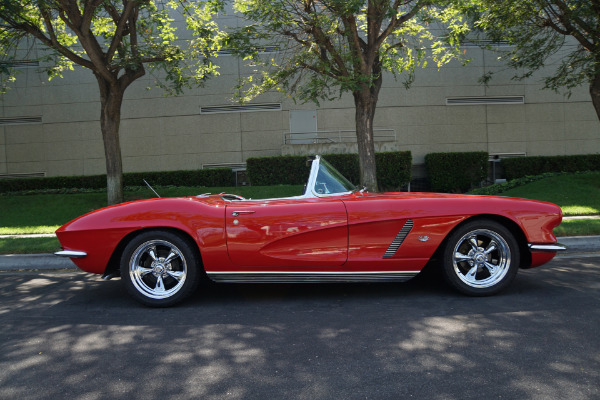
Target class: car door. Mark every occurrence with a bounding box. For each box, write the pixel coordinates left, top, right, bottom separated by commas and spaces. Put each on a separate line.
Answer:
225, 198, 348, 267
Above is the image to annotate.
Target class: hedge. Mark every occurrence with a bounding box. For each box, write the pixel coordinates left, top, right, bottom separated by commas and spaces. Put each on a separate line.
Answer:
0, 168, 234, 194
502, 154, 600, 180
425, 151, 489, 193
246, 151, 412, 190
246, 155, 310, 186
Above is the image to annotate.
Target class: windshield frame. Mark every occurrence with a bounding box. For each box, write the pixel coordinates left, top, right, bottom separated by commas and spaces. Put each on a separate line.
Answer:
305, 156, 357, 198
219, 155, 358, 202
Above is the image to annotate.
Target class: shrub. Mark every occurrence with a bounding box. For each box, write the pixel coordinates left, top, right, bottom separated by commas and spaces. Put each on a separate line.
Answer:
502, 154, 600, 180
0, 168, 234, 194
469, 173, 559, 195
246, 155, 310, 186
246, 151, 412, 190
425, 151, 488, 193
376, 151, 412, 190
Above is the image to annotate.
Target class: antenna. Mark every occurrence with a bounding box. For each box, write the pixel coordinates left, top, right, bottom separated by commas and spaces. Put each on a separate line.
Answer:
143, 179, 161, 198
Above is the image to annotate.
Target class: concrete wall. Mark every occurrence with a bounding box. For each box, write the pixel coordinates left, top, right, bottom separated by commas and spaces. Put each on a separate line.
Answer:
0, 42, 598, 178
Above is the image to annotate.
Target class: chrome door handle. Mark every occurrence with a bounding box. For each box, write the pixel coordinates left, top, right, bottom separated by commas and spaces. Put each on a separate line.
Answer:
232, 210, 256, 217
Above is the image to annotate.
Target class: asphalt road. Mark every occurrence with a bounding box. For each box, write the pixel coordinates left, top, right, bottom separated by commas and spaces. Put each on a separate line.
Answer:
1, 255, 599, 400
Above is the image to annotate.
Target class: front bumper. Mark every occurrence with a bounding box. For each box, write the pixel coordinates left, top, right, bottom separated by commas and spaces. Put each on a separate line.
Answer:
528, 243, 567, 253
54, 250, 87, 258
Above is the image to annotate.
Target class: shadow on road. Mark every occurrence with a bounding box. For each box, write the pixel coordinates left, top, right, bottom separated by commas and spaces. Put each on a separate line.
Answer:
0, 257, 598, 399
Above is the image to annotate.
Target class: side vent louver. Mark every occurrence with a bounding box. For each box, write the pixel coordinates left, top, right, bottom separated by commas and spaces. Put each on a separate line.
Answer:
200, 104, 281, 114
446, 96, 524, 106
0, 117, 42, 126
0, 172, 45, 179
383, 219, 414, 258
0, 61, 40, 68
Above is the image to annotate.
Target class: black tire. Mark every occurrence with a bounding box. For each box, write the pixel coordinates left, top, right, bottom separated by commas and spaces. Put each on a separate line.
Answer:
441, 219, 520, 296
120, 230, 201, 307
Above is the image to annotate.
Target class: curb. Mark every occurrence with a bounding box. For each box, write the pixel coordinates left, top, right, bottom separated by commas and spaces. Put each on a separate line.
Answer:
0, 236, 598, 272
0, 253, 76, 271
558, 235, 600, 253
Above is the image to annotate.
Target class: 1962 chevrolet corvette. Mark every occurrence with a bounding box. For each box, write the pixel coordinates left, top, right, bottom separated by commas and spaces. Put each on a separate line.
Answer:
56, 155, 565, 306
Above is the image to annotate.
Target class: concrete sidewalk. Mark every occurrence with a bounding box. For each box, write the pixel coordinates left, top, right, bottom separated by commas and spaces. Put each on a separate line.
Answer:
0, 236, 598, 272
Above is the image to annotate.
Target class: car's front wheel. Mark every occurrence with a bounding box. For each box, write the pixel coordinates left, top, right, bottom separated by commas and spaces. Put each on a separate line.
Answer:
441, 220, 520, 296
120, 230, 201, 307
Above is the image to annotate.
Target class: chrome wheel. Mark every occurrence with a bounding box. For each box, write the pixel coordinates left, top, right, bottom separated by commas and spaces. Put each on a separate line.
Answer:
121, 231, 201, 307
442, 220, 520, 296
452, 229, 510, 289
129, 239, 187, 300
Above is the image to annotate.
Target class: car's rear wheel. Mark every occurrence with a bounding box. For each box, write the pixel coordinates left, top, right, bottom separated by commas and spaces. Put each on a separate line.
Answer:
441, 220, 519, 296
120, 230, 200, 307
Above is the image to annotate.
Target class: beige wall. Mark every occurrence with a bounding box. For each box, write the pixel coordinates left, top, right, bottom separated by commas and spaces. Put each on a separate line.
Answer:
1, 45, 599, 178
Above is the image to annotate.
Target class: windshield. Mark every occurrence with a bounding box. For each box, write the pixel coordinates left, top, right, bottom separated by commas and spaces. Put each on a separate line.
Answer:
314, 158, 356, 195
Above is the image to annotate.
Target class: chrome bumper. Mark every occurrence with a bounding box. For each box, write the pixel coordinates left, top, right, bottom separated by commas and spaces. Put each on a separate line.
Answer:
528, 243, 567, 252
54, 250, 87, 258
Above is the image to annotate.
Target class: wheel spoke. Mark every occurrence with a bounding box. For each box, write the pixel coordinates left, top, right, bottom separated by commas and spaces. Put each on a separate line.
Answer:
468, 236, 479, 251
167, 270, 184, 281
484, 261, 498, 274
465, 265, 478, 283
484, 240, 497, 255
164, 250, 179, 264
154, 275, 166, 293
454, 252, 472, 263
148, 246, 158, 262
136, 265, 153, 277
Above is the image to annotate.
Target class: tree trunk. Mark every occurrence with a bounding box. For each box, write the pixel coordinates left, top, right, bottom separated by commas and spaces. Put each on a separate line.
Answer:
353, 89, 379, 192
590, 72, 600, 121
96, 74, 125, 205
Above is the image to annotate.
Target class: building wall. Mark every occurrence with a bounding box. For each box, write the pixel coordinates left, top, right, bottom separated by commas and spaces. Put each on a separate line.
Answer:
0, 43, 599, 178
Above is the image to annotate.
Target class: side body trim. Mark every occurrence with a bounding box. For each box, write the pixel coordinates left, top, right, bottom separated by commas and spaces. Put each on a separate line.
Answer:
207, 271, 420, 283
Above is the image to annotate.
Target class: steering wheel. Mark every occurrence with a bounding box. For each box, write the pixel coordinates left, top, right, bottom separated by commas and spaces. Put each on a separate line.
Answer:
315, 182, 329, 194
221, 194, 245, 201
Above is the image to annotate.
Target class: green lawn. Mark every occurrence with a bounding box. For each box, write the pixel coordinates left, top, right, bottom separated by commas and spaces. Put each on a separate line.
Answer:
553, 219, 600, 237
0, 237, 62, 254
496, 172, 600, 216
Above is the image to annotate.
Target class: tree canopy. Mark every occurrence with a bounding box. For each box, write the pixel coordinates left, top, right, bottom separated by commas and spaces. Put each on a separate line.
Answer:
472, 0, 600, 119
228, 0, 468, 190
0, 0, 223, 204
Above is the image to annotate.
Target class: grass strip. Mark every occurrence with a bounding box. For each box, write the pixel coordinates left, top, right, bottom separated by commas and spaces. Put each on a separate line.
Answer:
554, 219, 600, 237
484, 172, 600, 216
0, 237, 61, 254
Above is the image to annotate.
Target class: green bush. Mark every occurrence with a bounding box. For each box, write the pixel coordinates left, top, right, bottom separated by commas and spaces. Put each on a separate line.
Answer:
0, 168, 234, 194
469, 173, 559, 195
246, 151, 412, 190
502, 154, 600, 180
376, 151, 412, 190
425, 151, 489, 193
246, 155, 310, 186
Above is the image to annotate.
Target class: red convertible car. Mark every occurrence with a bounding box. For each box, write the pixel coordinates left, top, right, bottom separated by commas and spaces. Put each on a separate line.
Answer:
56, 156, 565, 306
